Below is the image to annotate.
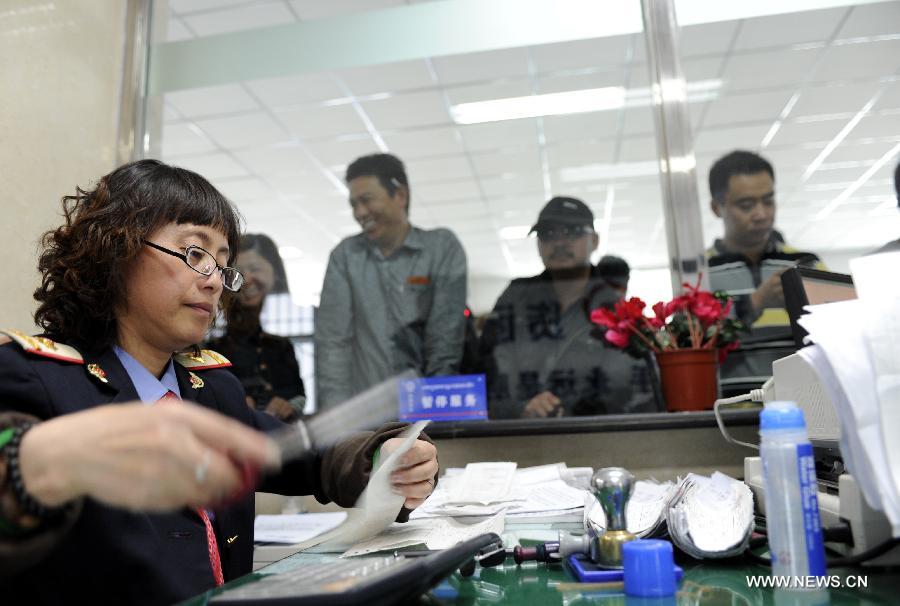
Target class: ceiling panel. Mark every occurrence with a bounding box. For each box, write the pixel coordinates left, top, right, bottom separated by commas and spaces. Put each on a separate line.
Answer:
165, 84, 259, 118
287, 0, 403, 21
195, 112, 290, 148
245, 73, 347, 106
300, 135, 381, 167
703, 89, 795, 128
679, 21, 739, 57
361, 90, 452, 130
767, 118, 845, 147
172, 152, 249, 180
721, 47, 821, 92
232, 145, 319, 176
790, 81, 880, 117
812, 39, 900, 82
530, 35, 634, 72
416, 180, 482, 203
444, 80, 532, 105
181, 2, 295, 37
732, 7, 847, 52
336, 59, 435, 95
837, 1, 900, 38
161, 122, 218, 156
403, 155, 475, 183
458, 119, 539, 151
276, 102, 367, 139
468, 149, 543, 178
381, 126, 464, 158
431, 47, 530, 86
542, 111, 621, 144
694, 123, 772, 153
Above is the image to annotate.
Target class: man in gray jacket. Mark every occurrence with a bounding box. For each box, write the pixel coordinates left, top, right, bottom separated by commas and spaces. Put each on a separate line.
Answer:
315, 154, 468, 409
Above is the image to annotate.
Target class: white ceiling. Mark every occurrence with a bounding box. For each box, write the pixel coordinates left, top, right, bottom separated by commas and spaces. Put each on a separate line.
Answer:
154, 0, 900, 309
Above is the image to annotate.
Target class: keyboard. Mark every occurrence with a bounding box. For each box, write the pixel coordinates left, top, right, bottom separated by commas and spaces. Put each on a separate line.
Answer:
213, 556, 414, 602
210, 533, 499, 606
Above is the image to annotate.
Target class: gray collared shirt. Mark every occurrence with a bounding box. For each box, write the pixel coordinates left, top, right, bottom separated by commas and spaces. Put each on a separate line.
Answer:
315, 226, 468, 409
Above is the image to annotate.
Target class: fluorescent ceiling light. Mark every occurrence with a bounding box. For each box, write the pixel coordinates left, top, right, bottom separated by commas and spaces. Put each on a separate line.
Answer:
560, 161, 659, 182
452, 87, 626, 124
451, 80, 721, 125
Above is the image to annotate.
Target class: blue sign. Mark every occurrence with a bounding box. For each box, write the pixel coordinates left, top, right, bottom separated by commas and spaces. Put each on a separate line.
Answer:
398, 374, 488, 422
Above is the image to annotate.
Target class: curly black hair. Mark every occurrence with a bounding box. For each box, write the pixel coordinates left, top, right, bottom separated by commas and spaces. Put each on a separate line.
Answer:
33, 159, 242, 353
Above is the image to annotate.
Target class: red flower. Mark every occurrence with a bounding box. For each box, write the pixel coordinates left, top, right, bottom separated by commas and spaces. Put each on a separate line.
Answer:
691, 291, 725, 326
605, 328, 631, 348
590, 308, 618, 329
614, 298, 646, 321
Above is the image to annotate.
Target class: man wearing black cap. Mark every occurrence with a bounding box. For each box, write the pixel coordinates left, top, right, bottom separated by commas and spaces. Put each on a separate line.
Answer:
480, 197, 659, 419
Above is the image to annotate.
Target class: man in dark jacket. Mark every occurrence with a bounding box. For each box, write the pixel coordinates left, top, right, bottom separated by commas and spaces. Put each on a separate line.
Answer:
481, 197, 659, 419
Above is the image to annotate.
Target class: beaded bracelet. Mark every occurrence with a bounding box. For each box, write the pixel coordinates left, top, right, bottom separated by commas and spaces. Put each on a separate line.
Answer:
4, 423, 70, 521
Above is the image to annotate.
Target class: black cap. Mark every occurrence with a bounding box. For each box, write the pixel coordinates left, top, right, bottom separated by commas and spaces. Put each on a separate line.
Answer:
529, 196, 594, 234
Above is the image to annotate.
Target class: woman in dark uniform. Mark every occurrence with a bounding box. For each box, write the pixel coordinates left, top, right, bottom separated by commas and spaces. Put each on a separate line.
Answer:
208, 234, 306, 422
0, 160, 437, 605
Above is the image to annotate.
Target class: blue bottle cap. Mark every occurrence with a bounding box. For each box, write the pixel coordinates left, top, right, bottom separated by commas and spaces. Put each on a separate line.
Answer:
622, 539, 677, 598
760, 400, 806, 431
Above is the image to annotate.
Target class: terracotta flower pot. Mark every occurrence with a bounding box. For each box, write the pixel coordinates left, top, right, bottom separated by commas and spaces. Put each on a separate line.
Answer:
655, 349, 719, 412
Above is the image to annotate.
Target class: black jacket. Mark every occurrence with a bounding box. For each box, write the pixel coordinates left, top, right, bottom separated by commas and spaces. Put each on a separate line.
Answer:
0, 342, 404, 605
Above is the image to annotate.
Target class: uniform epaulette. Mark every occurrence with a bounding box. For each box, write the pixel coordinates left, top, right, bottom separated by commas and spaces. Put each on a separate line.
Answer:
174, 348, 232, 370
0, 329, 84, 364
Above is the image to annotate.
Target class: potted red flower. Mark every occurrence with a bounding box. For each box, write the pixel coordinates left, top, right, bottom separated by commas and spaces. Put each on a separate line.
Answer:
590, 277, 745, 411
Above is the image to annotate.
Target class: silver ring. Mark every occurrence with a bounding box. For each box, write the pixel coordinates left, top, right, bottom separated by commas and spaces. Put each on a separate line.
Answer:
195, 450, 211, 483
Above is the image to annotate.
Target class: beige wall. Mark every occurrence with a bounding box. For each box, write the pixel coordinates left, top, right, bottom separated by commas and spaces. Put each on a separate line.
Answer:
0, 0, 128, 330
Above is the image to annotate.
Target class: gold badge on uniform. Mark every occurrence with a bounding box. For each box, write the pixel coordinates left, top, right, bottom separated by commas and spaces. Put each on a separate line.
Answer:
188, 372, 204, 389
87, 363, 108, 383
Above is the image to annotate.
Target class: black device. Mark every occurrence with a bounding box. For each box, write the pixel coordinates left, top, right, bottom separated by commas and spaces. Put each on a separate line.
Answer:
781, 267, 857, 349
208, 533, 500, 606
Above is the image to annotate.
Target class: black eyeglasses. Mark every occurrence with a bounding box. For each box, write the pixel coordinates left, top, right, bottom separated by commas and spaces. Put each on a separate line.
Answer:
536, 225, 593, 242
142, 240, 244, 292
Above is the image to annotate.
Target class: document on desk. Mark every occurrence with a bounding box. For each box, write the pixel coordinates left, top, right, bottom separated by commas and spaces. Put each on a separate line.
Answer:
341, 512, 505, 557
410, 464, 585, 520
293, 420, 430, 553
254, 512, 347, 544
799, 297, 900, 535
447, 462, 517, 505
666, 472, 754, 558
850, 251, 900, 536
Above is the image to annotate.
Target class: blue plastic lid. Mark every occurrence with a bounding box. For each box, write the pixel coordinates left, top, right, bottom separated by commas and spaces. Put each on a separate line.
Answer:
622, 539, 677, 598
760, 400, 806, 431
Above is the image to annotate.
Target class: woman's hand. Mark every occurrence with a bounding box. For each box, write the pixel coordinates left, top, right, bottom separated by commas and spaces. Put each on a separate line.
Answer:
379, 438, 438, 510
18, 403, 280, 512
264, 396, 297, 422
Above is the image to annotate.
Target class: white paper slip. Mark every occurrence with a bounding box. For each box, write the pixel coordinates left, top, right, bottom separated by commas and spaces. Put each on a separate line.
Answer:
448, 462, 518, 505
293, 420, 431, 553
254, 512, 347, 544
342, 513, 505, 557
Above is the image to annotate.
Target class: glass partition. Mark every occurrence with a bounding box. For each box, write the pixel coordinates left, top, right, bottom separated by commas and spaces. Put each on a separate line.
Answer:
145, 0, 898, 421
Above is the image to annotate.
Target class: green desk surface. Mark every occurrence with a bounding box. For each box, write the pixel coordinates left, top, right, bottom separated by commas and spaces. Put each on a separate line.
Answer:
183, 524, 900, 605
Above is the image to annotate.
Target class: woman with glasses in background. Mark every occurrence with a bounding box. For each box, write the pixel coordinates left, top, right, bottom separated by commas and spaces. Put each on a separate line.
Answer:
207, 233, 306, 423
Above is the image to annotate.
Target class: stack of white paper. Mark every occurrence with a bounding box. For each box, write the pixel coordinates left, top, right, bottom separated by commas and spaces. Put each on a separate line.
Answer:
409, 463, 587, 521
666, 472, 754, 558
795, 251, 900, 537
